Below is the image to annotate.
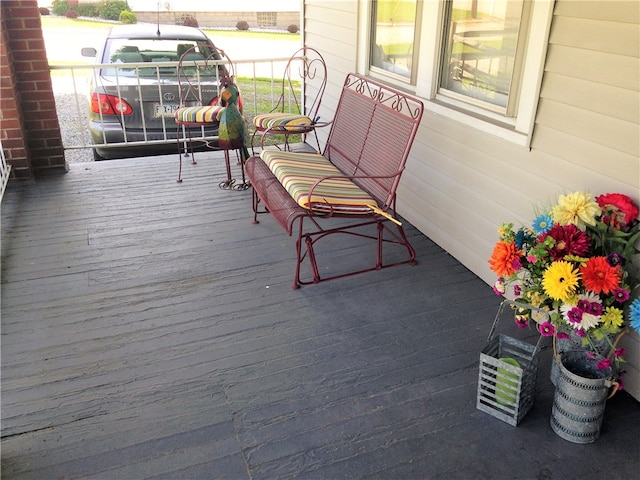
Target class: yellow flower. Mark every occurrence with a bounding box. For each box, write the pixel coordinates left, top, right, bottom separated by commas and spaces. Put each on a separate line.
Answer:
551, 191, 601, 230
542, 261, 580, 302
525, 291, 547, 308
601, 306, 624, 329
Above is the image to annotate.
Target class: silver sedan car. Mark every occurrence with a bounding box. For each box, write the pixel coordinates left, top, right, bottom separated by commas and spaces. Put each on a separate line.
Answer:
82, 24, 228, 160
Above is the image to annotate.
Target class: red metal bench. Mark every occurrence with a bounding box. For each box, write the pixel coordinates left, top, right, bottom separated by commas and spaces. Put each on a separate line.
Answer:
245, 73, 424, 288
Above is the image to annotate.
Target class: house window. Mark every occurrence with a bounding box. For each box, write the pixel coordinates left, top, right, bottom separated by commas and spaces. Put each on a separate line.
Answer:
257, 12, 277, 28
439, 0, 529, 116
360, 0, 553, 145
369, 0, 421, 82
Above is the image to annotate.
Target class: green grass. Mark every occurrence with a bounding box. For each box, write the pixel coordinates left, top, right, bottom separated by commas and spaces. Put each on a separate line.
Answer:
203, 28, 299, 42
236, 77, 303, 145
41, 16, 113, 30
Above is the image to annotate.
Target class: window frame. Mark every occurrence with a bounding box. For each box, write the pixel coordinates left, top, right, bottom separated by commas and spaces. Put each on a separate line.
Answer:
358, 0, 555, 147
368, 0, 423, 85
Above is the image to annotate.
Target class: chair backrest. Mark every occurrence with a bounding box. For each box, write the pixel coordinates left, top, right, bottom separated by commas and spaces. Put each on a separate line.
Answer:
114, 51, 144, 63
324, 73, 424, 209
274, 46, 327, 122
177, 45, 235, 107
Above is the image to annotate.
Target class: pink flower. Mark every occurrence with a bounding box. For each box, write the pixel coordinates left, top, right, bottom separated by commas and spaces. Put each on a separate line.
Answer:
596, 357, 612, 371
614, 348, 627, 358
538, 322, 555, 337
492, 279, 506, 295
515, 314, 529, 329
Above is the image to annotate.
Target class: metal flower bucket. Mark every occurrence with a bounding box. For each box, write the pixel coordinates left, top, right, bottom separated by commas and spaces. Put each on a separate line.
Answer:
550, 350, 619, 443
476, 300, 548, 426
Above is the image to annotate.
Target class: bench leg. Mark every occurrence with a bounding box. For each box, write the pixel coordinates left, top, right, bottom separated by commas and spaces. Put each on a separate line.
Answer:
376, 221, 384, 269
251, 188, 260, 224
396, 223, 417, 266
291, 218, 417, 287
293, 219, 305, 289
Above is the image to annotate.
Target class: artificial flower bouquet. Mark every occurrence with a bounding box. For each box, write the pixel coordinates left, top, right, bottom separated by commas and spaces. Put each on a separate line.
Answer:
489, 191, 640, 382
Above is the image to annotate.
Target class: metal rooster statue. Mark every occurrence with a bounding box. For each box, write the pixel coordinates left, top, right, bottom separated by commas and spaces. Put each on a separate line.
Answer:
217, 76, 250, 190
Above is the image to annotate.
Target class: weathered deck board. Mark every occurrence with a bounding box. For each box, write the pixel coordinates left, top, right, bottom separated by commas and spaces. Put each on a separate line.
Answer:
2, 149, 639, 479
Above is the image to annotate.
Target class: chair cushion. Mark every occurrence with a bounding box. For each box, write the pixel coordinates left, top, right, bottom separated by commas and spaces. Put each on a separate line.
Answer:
260, 150, 375, 214
175, 106, 225, 124
254, 113, 314, 131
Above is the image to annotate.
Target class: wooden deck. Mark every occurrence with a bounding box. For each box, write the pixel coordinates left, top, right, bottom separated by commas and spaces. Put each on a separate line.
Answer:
2, 149, 639, 479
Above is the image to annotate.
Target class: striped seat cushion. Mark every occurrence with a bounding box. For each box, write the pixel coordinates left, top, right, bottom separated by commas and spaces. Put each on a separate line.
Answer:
254, 113, 314, 131
260, 150, 375, 214
175, 106, 225, 124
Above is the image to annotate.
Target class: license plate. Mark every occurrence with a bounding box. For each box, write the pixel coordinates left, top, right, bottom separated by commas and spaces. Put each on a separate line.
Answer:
153, 103, 179, 118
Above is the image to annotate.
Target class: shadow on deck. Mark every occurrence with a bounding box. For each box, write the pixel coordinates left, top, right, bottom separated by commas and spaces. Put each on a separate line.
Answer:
1, 149, 639, 479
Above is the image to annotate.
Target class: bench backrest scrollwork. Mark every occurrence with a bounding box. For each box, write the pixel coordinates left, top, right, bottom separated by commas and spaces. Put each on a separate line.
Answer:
323, 73, 424, 210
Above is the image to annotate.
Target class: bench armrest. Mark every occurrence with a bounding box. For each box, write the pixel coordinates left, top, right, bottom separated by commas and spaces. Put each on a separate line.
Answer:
305, 170, 402, 217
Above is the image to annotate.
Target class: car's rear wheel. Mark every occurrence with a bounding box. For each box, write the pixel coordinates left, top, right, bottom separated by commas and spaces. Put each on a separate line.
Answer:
92, 148, 106, 161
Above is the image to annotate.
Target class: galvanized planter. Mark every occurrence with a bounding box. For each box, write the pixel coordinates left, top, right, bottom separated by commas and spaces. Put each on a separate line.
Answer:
550, 350, 618, 443
476, 300, 548, 426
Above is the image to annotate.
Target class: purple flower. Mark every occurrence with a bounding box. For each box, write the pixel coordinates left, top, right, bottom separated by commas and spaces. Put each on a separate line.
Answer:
613, 288, 630, 304
577, 299, 591, 310
513, 284, 522, 297
512, 257, 522, 271
607, 252, 625, 267
567, 307, 583, 324
586, 301, 603, 316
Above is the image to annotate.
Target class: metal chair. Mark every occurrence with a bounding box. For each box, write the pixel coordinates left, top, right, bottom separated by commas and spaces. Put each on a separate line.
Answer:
251, 47, 328, 154
175, 46, 249, 189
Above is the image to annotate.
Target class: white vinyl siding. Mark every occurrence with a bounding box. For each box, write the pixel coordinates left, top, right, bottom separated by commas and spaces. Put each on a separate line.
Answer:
304, 0, 639, 399
303, 1, 359, 146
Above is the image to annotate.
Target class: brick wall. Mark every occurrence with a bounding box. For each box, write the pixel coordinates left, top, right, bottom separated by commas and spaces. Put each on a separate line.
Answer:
0, 0, 66, 179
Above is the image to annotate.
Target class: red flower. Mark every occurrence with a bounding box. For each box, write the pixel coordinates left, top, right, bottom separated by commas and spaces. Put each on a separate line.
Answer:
596, 193, 639, 229
540, 224, 591, 260
580, 256, 621, 294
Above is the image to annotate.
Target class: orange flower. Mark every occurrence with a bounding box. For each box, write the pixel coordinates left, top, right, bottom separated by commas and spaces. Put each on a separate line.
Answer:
580, 256, 621, 294
489, 241, 522, 277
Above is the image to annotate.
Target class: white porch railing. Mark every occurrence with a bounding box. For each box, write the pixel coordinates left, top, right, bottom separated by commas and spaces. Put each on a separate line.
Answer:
48, 56, 293, 155
0, 139, 11, 200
